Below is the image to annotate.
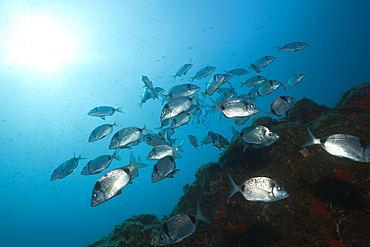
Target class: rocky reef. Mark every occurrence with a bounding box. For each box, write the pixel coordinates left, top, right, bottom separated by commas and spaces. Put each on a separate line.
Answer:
87, 83, 370, 247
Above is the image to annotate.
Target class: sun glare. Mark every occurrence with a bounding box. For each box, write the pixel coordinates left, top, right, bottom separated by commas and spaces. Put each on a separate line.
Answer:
6, 15, 76, 71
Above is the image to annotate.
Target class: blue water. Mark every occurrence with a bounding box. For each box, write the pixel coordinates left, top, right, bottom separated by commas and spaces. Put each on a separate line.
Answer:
1, 1, 369, 246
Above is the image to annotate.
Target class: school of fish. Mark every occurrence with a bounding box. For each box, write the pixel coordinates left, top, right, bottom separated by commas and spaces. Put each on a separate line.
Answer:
49, 41, 370, 245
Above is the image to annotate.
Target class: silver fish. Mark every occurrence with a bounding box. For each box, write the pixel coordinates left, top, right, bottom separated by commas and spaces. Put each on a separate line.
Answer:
205, 74, 231, 96
160, 97, 195, 121
188, 135, 199, 150
286, 73, 305, 88
50, 154, 85, 181
87, 106, 123, 120
151, 156, 180, 183
224, 68, 249, 76
257, 80, 282, 96
301, 127, 370, 162
174, 64, 193, 78
91, 152, 147, 207
228, 174, 289, 202
141, 87, 165, 105
209, 131, 229, 150
269, 96, 296, 116
241, 75, 267, 88
250, 56, 276, 73
191, 66, 216, 81
234, 116, 250, 126
158, 202, 210, 246
88, 122, 117, 143
109, 123, 150, 149
212, 99, 260, 118
231, 125, 279, 144
170, 112, 192, 129
147, 142, 185, 160
145, 133, 164, 146
81, 150, 121, 175
276, 41, 309, 52
162, 84, 200, 102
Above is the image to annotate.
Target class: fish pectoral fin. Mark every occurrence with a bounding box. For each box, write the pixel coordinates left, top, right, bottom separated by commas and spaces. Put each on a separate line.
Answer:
167, 169, 180, 178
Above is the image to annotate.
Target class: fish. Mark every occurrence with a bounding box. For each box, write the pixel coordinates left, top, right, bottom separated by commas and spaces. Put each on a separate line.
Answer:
87, 106, 123, 120
173, 64, 193, 79
160, 97, 196, 121
91, 152, 147, 207
250, 56, 276, 73
209, 131, 229, 150
170, 112, 192, 128
158, 202, 210, 246
286, 73, 305, 88
228, 174, 289, 202
301, 127, 370, 162
191, 66, 216, 81
234, 116, 250, 125
145, 133, 164, 146
202, 131, 213, 146
50, 154, 86, 181
81, 150, 121, 175
141, 87, 165, 105
231, 125, 279, 151
212, 99, 260, 118
151, 156, 180, 183
241, 75, 267, 88
204, 74, 232, 96
147, 142, 185, 160
109, 122, 151, 149
224, 68, 249, 76
276, 41, 309, 52
88, 122, 117, 143
188, 135, 199, 150
161, 84, 200, 102
269, 96, 296, 116
256, 80, 283, 96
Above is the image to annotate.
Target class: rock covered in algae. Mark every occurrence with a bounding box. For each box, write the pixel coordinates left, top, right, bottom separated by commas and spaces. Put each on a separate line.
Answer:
87, 83, 370, 247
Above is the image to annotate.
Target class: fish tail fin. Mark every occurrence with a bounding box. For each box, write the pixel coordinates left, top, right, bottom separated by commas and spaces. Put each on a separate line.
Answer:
160, 94, 168, 105
171, 75, 177, 81
209, 98, 221, 114
138, 103, 143, 108
143, 121, 154, 135
176, 141, 186, 154
129, 152, 147, 169
196, 202, 211, 223
275, 46, 283, 53
227, 173, 240, 199
116, 105, 124, 114
280, 83, 287, 92
231, 126, 239, 143
284, 84, 288, 91
239, 81, 245, 88
135, 155, 147, 168
77, 153, 87, 160
113, 149, 121, 161
301, 126, 321, 148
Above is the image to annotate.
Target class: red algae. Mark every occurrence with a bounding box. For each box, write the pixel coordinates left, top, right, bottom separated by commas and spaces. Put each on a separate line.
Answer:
311, 199, 331, 219
353, 91, 370, 109
334, 167, 351, 182
227, 222, 235, 230
324, 239, 347, 247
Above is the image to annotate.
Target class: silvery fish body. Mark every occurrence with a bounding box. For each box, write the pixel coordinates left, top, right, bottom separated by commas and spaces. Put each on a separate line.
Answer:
217, 99, 260, 118
141, 87, 165, 104
87, 106, 123, 120
234, 116, 250, 126
175, 64, 193, 77
91, 152, 147, 207
109, 124, 149, 149
232, 125, 279, 145
170, 112, 191, 129
142, 75, 155, 90
209, 131, 229, 149
228, 174, 289, 202
145, 133, 164, 146
205, 74, 231, 96
165, 84, 200, 100
88, 123, 117, 143
188, 135, 199, 150
238, 94, 257, 103
276, 41, 309, 52
257, 80, 282, 96
158, 203, 210, 246
224, 68, 249, 76
151, 156, 180, 183
301, 127, 370, 162
270, 96, 296, 116
242, 75, 267, 87
147, 143, 184, 160
81, 150, 121, 175
50, 155, 85, 181
286, 73, 305, 88
159, 127, 175, 139
215, 91, 237, 107
191, 66, 216, 81
254, 56, 276, 68
160, 97, 194, 121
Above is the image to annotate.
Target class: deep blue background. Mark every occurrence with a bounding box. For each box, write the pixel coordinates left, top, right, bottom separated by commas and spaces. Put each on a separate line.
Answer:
1, 1, 369, 246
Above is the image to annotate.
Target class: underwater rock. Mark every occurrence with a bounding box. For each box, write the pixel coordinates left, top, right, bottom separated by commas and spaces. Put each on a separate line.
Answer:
87, 83, 370, 247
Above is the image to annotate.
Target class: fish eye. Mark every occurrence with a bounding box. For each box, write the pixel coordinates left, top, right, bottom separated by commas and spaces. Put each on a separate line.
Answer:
92, 193, 97, 198
277, 187, 283, 191
162, 111, 166, 115
160, 234, 164, 239
151, 173, 155, 177
250, 104, 255, 108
